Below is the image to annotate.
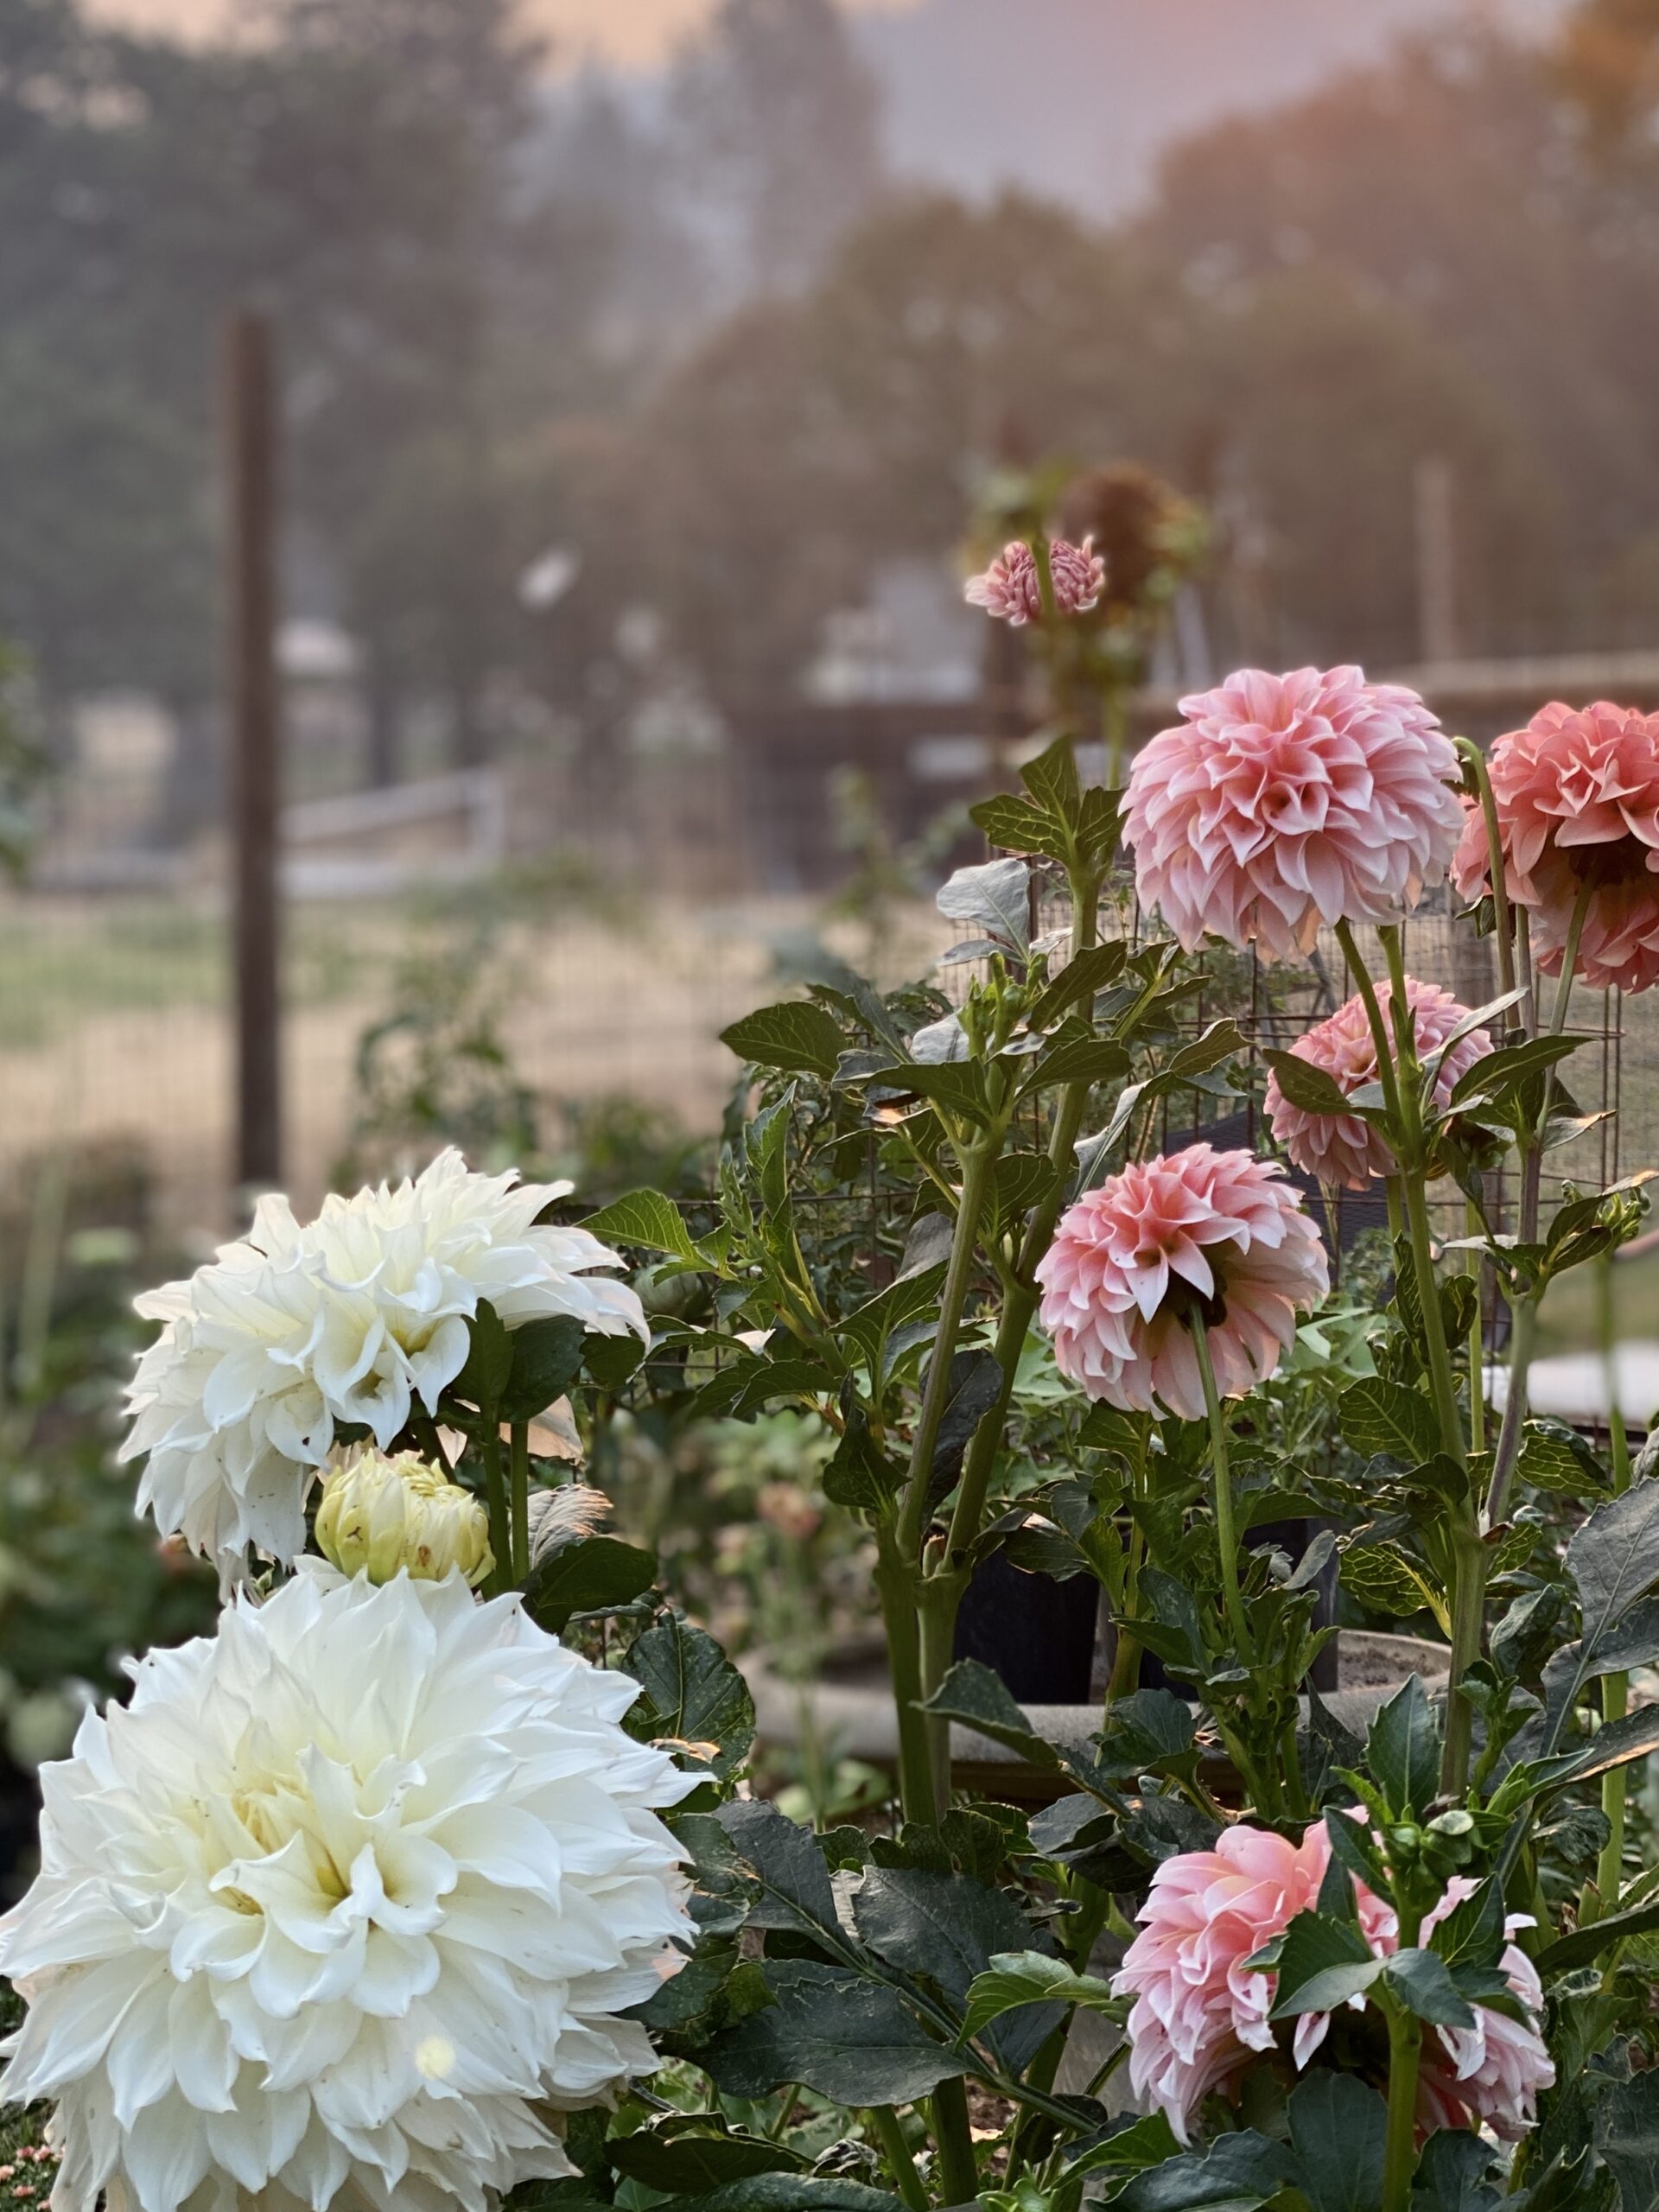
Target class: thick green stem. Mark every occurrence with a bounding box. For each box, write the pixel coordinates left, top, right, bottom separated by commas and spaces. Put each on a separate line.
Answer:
1381, 1996, 1423, 2212
1455, 734, 1516, 1006
874, 1533, 936, 1825
929, 2078, 979, 2209
1399, 1169, 1465, 1472
944, 870, 1103, 1566
509, 1421, 531, 1588
1465, 1201, 1485, 1455
1599, 1252, 1634, 1910
917, 1582, 960, 1814
1484, 1294, 1539, 1528
1192, 1316, 1252, 1660
1336, 919, 1403, 1126
896, 1143, 996, 1566
865, 2108, 928, 2212
480, 1427, 511, 1600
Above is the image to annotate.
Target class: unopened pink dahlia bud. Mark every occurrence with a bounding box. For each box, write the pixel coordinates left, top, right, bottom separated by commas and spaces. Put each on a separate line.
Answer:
964, 536, 1106, 626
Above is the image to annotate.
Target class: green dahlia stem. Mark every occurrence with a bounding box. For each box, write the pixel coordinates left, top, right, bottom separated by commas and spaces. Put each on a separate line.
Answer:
944, 867, 1103, 1567
480, 1426, 511, 1599
1484, 1292, 1538, 1529
1455, 734, 1516, 1007
874, 1529, 935, 1826
1335, 919, 1403, 1127
930, 2079, 980, 2209
896, 1141, 997, 1569
1381, 1999, 1423, 2212
1599, 1251, 1634, 1910
1192, 1313, 1252, 1661
509, 1420, 531, 1588
865, 2107, 928, 2212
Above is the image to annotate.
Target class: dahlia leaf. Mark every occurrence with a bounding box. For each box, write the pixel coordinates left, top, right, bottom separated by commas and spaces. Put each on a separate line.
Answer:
1592, 2071, 1659, 2212
1382, 1947, 1478, 2028
524, 1533, 657, 1634
853, 1867, 1062, 2070
957, 1949, 1119, 2049
1337, 1377, 1440, 1469
626, 1619, 756, 1781
608, 2126, 810, 2190
936, 856, 1033, 957
702, 1959, 969, 2107
500, 1314, 586, 1421
1365, 1672, 1440, 1819
1285, 2072, 1389, 2212
584, 1187, 709, 1269
720, 1000, 849, 1080
674, 2179, 912, 2211
1111, 2128, 1299, 2211
970, 792, 1071, 865
1262, 1910, 1381, 2019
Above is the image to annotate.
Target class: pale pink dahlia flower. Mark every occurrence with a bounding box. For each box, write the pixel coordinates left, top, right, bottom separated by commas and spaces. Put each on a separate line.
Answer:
1123, 666, 1465, 960
1452, 701, 1659, 994
963, 536, 1105, 626
1264, 978, 1493, 1192
1114, 1823, 1553, 2145
1034, 1144, 1328, 1420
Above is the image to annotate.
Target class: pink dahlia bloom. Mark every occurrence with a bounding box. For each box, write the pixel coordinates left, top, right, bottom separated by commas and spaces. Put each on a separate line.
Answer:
963, 536, 1105, 625
1264, 977, 1493, 1192
1124, 666, 1465, 960
1034, 1144, 1328, 1420
1452, 701, 1659, 994
1114, 1824, 1553, 2145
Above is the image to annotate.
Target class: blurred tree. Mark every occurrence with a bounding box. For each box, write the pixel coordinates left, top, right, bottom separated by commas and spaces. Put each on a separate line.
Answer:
1141, 25, 1659, 645
1558, 0, 1659, 146
669, 0, 886, 298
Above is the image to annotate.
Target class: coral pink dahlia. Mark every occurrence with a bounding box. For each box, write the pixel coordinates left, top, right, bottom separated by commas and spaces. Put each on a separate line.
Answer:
963, 536, 1106, 626
1264, 977, 1493, 1192
1113, 1824, 1553, 2145
1034, 1143, 1328, 1420
1123, 666, 1465, 960
1452, 700, 1659, 994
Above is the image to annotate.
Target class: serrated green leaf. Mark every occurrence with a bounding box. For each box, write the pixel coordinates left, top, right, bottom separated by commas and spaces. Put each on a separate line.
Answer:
1027, 939, 1128, 1030
937, 856, 1032, 955
500, 1315, 586, 1421
1114, 2131, 1299, 2211
1338, 1537, 1447, 1630
624, 1619, 755, 1778
1367, 1673, 1440, 1818
524, 1535, 657, 1634
855, 1870, 1062, 2070
958, 1948, 1120, 2044
702, 1958, 969, 2106
607, 2128, 810, 2192
1383, 1946, 1477, 2027
584, 1188, 707, 1267
1286, 2072, 1389, 2212
1264, 1910, 1382, 2018
720, 1000, 847, 1077
453, 1299, 512, 1412
1339, 1377, 1441, 1467
1266, 1048, 1357, 1116
970, 791, 1071, 862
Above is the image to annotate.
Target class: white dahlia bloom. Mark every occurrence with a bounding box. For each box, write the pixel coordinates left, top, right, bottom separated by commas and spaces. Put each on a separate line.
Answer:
121, 1150, 647, 1573
0, 1570, 694, 2212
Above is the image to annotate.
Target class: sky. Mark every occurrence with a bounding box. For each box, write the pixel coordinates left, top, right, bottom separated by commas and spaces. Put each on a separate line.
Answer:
83, 0, 917, 68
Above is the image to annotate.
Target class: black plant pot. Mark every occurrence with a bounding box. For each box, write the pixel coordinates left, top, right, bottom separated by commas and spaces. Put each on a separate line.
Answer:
953, 1551, 1101, 1702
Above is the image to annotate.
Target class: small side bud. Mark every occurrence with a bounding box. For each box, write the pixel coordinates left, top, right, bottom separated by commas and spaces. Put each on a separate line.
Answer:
315, 1448, 493, 1588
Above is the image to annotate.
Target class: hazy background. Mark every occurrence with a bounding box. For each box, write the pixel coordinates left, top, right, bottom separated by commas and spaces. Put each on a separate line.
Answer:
5, 0, 1659, 1249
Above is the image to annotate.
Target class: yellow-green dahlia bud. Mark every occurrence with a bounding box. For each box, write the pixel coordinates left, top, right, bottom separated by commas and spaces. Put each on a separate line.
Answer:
315, 1448, 493, 1587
